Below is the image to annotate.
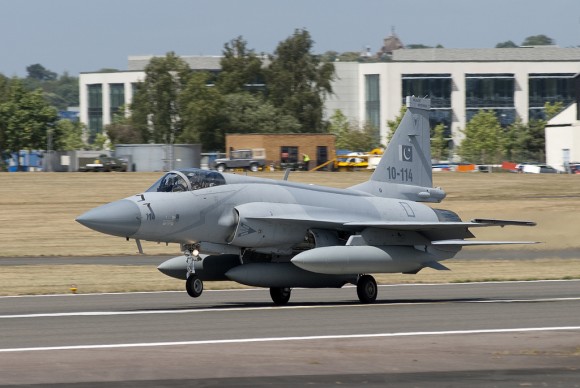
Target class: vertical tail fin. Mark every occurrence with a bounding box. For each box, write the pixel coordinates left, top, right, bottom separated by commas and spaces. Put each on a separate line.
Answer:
350, 96, 446, 202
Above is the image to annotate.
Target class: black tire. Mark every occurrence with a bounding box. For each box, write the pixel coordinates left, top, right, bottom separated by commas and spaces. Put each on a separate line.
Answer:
270, 287, 291, 305
216, 164, 226, 172
249, 163, 259, 172
186, 275, 203, 298
357, 275, 377, 304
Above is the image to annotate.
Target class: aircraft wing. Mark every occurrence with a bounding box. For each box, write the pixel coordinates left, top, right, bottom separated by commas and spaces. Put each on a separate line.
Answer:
237, 203, 358, 230
432, 240, 539, 246
343, 219, 536, 230
239, 202, 537, 233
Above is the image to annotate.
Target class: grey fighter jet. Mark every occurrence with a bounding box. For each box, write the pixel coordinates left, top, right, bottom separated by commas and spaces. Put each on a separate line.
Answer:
77, 97, 536, 305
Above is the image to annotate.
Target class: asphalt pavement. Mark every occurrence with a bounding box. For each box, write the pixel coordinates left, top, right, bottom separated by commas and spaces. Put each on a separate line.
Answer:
0, 280, 579, 387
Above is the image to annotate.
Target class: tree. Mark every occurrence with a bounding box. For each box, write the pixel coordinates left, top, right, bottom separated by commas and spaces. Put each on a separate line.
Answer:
22, 67, 79, 110
26, 64, 57, 81
339, 51, 366, 62
431, 123, 448, 161
544, 101, 564, 120
521, 34, 555, 46
0, 79, 58, 170
130, 52, 191, 144
266, 29, 335, 132
503, 118, 525, 161
217, 36, 264, 94
495, 40, 518, 48
406, 44, 432, 49
179, 72, 226, 150
518, 119, 546, 162
329, 110, 379, 151
221, 93, 300, 134
0, 74, 10, 103
328, 110, 351, 148
0, 74, 10, 170
458, 110, 504, 164
53, 119, 86, 151
386, 105, 407, 144
106, 109, 144, 144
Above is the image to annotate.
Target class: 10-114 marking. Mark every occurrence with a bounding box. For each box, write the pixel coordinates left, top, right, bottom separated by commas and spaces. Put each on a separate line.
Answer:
387, 167, 413, 182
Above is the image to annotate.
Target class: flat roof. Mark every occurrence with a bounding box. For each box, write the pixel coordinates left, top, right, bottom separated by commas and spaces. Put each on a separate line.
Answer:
392, 47, 580, 62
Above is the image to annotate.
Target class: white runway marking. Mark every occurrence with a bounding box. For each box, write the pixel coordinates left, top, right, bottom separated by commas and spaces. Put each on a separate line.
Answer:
1, 296, 579, 319
1, 326, 579, 353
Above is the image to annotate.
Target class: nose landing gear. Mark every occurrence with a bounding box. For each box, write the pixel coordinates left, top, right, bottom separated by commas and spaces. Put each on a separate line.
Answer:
184, 244, 203, 298
186, 275, 204, 298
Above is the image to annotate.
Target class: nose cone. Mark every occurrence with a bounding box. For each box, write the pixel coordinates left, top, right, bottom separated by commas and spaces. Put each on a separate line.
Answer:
76, 199, 141, 237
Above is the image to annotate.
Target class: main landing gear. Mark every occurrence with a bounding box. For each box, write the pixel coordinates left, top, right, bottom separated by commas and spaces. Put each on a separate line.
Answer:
184, 244, 203, 298
357, 274, 377, 304
270, 287, 292, 305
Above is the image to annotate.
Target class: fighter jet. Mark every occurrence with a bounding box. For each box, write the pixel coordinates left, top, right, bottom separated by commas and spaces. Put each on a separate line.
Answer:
76, 96, 536, 305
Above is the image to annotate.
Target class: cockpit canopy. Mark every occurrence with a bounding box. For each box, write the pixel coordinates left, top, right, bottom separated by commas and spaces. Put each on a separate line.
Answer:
146, 169, 226, 192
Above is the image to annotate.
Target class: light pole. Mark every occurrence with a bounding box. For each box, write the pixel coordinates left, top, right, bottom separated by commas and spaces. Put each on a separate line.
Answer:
46, 128, 53, 172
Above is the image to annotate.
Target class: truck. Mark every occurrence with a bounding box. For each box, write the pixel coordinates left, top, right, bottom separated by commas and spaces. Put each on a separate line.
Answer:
79, 155, 128, 172
210, 149, 266, 172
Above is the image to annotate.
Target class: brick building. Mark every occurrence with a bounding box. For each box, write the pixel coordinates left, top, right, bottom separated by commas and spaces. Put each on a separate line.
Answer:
225, 133, 336, 169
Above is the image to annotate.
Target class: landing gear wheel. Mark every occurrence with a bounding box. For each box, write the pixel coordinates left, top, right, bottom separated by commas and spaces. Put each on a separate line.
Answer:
270, 287, 291, 305
186, 275, 203, 298
357, 275, 377, 304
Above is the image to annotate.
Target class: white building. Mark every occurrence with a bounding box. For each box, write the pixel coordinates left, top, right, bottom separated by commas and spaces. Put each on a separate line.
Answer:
79, 48, 580, 150
545, 101, 580, 171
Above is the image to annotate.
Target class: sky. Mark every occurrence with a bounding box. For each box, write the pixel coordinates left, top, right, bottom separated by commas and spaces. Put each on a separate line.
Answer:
1, 0, 579, 77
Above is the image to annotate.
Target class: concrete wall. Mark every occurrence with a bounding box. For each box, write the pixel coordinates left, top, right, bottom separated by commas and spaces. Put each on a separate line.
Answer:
114, 144, 201, 172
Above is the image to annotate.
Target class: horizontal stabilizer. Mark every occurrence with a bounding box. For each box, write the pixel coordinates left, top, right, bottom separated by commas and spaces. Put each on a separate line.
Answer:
432, 240, 540, 246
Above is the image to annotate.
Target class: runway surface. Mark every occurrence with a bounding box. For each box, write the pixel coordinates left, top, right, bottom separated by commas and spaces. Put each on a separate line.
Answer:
0, 280, 579, 386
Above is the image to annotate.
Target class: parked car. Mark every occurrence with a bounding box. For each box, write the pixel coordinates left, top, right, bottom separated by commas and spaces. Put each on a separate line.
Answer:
210, 149, 266, 172
80, 156, 128, 172
568, 163, 580, 174
520, 163, 558, 174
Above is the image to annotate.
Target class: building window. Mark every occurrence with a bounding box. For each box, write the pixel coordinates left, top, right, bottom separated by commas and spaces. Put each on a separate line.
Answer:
466, 73, 514, 108
87, 84, 103, 142
429, 109, 453, 138
466, 74, 515, 127
402, 74, 451, 108
402, 74, 453, 137
365, 74, 380, 130
466, 108, 516, 127
109, 83, 125, 121
280, 146, 298, 163
528, 73, 575, 120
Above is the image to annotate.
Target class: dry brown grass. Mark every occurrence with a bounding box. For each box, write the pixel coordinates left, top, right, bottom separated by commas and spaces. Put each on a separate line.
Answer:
1, 170, 579, 295
2, 259, 578, 296
1, 170, 579, 257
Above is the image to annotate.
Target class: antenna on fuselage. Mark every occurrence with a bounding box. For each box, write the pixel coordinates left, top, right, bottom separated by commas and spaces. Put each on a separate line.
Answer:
283, 168, 291, 181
